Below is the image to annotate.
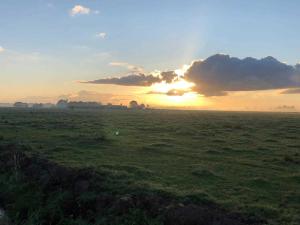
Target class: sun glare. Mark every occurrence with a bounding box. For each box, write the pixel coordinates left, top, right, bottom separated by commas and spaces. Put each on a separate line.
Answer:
147, 76, 204, 107
151, 79, 195, 94
174, 64, 190, 77
148, 90, 203, 107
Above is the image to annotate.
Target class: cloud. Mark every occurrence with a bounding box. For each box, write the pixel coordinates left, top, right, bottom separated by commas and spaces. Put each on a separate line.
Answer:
109, 62, 144, 74
149, 89, 188, 96
70, 5, 90, 16
84, 74, 161, 86
160, 71, 178, 83
281, 88, 300, 94
96, 32, 106, 39
83, 68, 178, 87
0, 46, 5, 53
82, 54, 300, 97
184, 54, 300, 96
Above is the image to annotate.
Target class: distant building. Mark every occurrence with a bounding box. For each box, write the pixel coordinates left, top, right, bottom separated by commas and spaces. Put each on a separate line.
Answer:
13, 102, 28, 108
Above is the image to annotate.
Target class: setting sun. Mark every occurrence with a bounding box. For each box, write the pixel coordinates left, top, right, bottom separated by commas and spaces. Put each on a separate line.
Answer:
149, 92, 201, 107
151, 79, 195, 94
145, 78, 207, 107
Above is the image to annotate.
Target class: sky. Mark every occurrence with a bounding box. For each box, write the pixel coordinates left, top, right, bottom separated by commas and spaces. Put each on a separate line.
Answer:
1, 0, 300, 111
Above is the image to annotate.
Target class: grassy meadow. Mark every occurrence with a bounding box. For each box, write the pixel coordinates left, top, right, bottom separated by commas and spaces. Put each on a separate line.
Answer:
0, 108, 299, 224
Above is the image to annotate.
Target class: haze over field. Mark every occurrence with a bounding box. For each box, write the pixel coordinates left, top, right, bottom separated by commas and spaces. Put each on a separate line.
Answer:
1, 0, 300, 111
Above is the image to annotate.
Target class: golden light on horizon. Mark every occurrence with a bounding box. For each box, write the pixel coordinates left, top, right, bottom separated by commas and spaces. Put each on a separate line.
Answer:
151, 79, 195, 94
147, 91, 204, 107
146, 77, 206, 107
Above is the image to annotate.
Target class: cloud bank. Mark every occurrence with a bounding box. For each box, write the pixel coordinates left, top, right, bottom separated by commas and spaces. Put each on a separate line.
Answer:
84, 54, 300, 96
85, 70, 178, 87
85, 74, 161, 86
184, 54, 300, 96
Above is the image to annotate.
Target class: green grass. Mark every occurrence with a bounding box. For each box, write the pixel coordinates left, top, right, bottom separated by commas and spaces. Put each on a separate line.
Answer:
0, 108, 299, 224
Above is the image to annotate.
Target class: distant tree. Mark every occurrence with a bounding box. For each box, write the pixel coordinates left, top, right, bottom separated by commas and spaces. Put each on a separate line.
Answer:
129, 101, 147, 109
56, 99, 68, 109
129, 100, 139, 109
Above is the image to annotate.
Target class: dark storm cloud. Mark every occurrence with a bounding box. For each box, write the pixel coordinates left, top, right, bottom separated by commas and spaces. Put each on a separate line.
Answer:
84, 73, 161, 86
184, 54, 300, 96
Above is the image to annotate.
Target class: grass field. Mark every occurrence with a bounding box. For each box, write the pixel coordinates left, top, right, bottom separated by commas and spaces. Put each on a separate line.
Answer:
0, 108, 299, 224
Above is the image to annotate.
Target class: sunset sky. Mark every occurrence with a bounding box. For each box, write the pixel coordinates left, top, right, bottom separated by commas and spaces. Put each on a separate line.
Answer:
1, 0, 300, 111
